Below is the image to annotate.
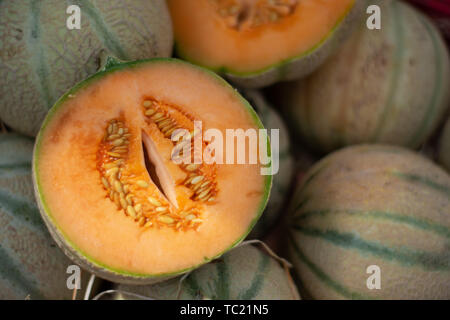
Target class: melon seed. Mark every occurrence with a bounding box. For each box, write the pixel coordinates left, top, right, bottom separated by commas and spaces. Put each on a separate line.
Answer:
185, 163, 200, 172
114, 180, 123, 193
158, 216, 174, 224
105, 167, 119, 177
134, 203, 142, 213
137, 180, 149, 188
147, 196, 162, 206
101, 177, 110, 189
112, 138, 124, 146
144, 221, 153, 228
107, 152, 121, 158
191, 175, 204, 185
127, 205, 137, 218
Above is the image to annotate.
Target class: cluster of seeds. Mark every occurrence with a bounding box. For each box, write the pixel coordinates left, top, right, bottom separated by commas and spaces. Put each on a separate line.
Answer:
211, 0, 297, 29
142, 99, 217, 203
98, 119, 203, 231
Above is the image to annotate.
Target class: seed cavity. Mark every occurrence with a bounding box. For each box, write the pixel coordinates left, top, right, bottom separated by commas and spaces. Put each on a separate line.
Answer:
210, 0, 297, 30
141, 99, 218, 203
98, 118, 205, 231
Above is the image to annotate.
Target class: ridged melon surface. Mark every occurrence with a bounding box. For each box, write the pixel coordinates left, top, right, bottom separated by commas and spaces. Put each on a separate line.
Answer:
244, 90, 294, 239
112, 245, 299, 300
438, 117, 450, 172
0, 0, 173, 136
0, 133, 89, 299
288, 144, 450, 299
279, 0, 450, 153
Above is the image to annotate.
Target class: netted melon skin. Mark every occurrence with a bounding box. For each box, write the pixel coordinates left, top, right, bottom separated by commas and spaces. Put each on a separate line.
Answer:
288, 144, 450, 300
113, 245, 300, 300
279, 0, 450, 154
0, 0, 173, 137
0, 133, 90, 299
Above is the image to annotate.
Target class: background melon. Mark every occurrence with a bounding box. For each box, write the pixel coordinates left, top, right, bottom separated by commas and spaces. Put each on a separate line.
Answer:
288, 144, 450, 299
168, 0, 364, 88
0, 0, 173, 137
438, 116, 450, 172
243, 90, 294, 239
278, 0, 450, 154
0, 133, 90, 299
107, 244, 299, 300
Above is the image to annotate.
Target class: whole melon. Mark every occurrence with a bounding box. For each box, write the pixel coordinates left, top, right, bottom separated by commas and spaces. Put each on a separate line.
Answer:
0, 0, 173, 137
288, 144, 450, 299
244, 90, 294, 239
279, 0, 450, 153
438, 116, 450, 172
111, 245, 300, 300
0, 133, 90, 299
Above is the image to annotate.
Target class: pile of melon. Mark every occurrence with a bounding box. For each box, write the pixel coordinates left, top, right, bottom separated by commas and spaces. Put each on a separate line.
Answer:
0, 0, 449, 300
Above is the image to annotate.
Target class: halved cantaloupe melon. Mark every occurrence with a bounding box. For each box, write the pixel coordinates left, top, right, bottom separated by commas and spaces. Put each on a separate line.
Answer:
32, 58, 272, 284
167, 0, 363, 88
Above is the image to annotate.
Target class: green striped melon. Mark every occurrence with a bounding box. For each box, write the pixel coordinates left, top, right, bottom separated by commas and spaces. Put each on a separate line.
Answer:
438, 117, 450, 172
243, 90, 294, 239
0, 133, 90, 299
288, 144, 450, 299
0, 0, 173, 137
279, 0, 450, 153
111, 245, 299, 300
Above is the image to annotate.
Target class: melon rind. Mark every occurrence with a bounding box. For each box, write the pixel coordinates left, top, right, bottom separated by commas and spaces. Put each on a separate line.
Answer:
32, 58, 272, 284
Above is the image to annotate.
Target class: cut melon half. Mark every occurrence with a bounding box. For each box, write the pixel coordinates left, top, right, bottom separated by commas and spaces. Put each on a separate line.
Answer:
32, 58, 272, 284
168, 0, 363, 88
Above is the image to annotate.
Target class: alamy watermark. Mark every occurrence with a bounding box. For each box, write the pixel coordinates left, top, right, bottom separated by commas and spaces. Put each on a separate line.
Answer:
168, 121, 279, 176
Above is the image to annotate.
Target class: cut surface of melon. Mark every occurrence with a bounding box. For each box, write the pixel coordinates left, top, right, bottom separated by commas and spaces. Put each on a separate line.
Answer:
33, 59, 271, 281
168, 0, 356, 74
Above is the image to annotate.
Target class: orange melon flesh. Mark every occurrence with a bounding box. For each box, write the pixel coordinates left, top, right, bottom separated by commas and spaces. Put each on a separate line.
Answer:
168, 0, 355, 74
34, 60, 269, 278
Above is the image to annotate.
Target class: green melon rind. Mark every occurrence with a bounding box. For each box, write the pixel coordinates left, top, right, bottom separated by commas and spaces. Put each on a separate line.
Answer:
32, 58, 272, 284
175, 0, 363, 88
438, 117, 450, 172
113, 244, 300, 300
